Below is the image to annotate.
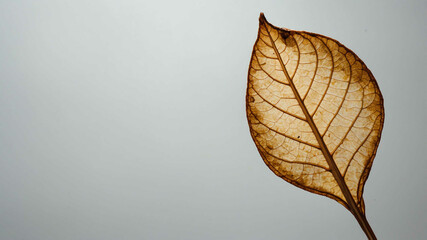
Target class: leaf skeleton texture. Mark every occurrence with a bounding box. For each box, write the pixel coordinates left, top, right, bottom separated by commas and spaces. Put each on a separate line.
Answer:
246, 13, 384, 239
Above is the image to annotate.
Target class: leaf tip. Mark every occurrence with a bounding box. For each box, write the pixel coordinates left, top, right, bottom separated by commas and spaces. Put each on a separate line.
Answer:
259, 12, 267, 24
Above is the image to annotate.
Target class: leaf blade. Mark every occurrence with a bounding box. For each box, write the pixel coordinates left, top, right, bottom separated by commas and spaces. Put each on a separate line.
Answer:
246, 13, 384, 239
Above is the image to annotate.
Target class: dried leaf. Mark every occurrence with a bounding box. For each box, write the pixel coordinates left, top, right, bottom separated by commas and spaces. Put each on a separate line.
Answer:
246, 13, 384, 239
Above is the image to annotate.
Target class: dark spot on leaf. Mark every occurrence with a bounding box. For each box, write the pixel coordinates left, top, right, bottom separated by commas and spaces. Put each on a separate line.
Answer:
280, 31, 296, 47
280, 31, 291, 40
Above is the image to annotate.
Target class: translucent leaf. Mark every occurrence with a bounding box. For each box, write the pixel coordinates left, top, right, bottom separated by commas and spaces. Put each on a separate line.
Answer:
246, 13, 384, 240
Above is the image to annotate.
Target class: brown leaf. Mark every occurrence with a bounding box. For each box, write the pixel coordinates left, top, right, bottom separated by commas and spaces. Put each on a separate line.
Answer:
246, 13, 384, 239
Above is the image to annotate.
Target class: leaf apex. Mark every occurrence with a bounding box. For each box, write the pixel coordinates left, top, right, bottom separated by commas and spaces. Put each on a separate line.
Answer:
259, 12, 267, 24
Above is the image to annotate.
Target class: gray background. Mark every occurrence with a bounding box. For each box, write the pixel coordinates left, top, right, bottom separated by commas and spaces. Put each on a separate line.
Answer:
1, 0, 426, 239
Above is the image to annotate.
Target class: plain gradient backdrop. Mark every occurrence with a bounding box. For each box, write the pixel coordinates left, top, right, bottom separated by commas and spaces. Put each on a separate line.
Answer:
1, 0, 426, 239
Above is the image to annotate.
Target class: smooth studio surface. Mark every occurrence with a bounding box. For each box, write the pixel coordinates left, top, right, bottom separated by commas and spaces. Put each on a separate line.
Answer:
1, 0, 426, 239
